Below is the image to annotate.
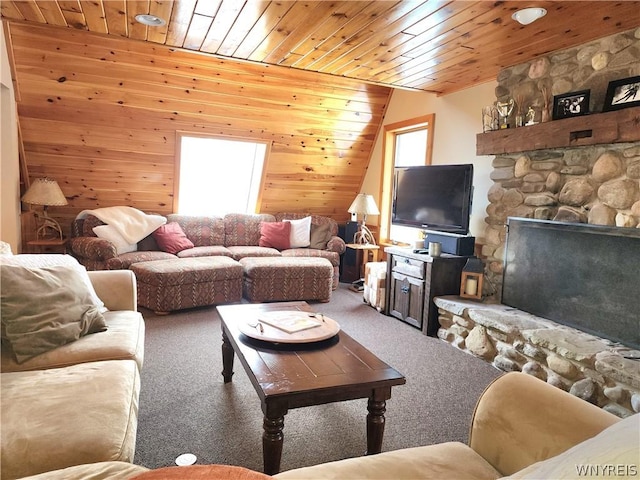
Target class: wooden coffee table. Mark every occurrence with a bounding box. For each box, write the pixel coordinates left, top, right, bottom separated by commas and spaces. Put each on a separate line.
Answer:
217, 301, 406, 475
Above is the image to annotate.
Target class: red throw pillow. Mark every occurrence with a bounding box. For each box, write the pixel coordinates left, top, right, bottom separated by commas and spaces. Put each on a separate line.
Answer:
259, 222, 291, 250
152, 222, 194, 254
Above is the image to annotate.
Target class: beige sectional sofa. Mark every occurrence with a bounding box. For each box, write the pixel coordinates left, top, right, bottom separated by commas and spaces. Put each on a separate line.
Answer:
0, 254, 144, 479
17, 372, 639, 479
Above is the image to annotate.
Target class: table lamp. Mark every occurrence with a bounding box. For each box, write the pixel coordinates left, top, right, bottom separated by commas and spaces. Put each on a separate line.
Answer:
348, 193, 379, 245
21, 177, 68, 240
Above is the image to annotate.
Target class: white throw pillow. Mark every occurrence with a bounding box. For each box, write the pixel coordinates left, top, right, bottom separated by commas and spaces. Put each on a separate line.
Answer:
285, 217, 311, 248
93, 224, 138, 255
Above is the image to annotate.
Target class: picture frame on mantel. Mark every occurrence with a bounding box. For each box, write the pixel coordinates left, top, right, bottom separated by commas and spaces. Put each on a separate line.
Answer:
552, 89, 590, 120
603, 75, 640, 112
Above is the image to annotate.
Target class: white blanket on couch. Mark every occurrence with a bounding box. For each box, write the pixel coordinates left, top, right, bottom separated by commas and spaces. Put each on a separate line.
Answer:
77, 207, 166, 244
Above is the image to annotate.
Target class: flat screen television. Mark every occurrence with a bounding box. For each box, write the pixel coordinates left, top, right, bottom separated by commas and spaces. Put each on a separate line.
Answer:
392, 164, 474, 234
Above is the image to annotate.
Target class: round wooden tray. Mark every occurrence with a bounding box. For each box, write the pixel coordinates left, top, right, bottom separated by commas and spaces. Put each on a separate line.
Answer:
237, 311, 340, 344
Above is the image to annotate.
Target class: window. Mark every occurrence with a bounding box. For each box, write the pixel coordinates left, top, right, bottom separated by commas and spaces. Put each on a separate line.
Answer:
175, 134, 269, 215
394, 128, 429, 167
379, 115, 434, 244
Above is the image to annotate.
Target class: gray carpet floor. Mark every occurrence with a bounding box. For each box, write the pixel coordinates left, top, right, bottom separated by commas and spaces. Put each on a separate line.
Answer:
133, 284, 501, 473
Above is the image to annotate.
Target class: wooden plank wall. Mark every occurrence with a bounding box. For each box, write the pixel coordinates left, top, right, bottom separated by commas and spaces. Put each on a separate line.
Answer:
7, 21, 391, 238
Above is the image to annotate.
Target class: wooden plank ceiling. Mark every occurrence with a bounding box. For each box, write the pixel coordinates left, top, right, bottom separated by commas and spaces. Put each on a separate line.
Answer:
5, 20, 390, 233
2, 1, 639, 95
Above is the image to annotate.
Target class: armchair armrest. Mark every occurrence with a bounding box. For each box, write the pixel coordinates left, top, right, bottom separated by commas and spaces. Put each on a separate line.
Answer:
326, 236, 346, 254
88, 270, 137, 311
69, 236, 118, 261
469, 372, 619, 476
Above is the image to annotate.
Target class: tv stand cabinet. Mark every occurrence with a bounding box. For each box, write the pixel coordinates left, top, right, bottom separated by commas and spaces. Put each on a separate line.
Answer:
384, 246, 468, 336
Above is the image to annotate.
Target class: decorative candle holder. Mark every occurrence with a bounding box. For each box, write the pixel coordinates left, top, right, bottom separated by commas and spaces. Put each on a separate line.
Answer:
460, 257, 484, 300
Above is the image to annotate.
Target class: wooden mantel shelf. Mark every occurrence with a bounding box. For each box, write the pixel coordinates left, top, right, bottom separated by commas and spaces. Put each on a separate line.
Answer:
476, 106, 640, 156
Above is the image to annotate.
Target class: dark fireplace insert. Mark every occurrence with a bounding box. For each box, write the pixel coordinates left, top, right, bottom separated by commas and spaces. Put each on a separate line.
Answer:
502, 218, 640, 350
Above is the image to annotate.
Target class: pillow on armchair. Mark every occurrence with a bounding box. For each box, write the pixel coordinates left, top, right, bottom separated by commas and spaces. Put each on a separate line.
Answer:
1, 265, 107, 363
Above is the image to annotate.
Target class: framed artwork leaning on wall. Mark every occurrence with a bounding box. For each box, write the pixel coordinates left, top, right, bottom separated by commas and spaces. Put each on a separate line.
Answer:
552, 90, 590, 120
603, 75, 640, 112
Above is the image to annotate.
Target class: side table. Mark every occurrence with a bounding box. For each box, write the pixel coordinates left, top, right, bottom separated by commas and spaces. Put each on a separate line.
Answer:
342, 243, 380, 285
27, 239, 68, 254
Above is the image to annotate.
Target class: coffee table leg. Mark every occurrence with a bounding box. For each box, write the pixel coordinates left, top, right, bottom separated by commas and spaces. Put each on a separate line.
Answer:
221, 329, 234, 383
262, 405, 286, 475
366, 391, 387, 455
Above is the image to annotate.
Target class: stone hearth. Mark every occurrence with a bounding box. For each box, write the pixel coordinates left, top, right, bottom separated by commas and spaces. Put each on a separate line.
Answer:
435, 296, 640, 418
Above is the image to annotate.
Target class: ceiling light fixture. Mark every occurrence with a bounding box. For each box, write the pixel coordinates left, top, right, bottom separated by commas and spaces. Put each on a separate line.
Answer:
135, 14, 166, 27
511, 7, 547, 25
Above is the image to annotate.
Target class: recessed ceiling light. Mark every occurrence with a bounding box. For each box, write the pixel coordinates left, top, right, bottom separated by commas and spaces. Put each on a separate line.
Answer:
512, 7, 547, 25
135, 14, 166, 27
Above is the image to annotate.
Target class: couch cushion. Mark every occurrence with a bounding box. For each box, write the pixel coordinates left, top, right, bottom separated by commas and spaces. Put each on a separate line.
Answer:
274, 213, 339, 237
106, 251, 177, 270
167, 214, 225, 247
274, 442, 501, 480
130, 257, 243, 286
131, 257, 244, 312
153, 222, 195, 254
224, 213, 276, 246
240, 256, 333, 303
501, 414, 638, 480
227, 245, 282, 260
1, 360, 140, 479
137, 233, 160, 251
1, 265, 107, 364
281, 248, 340, 267
177, 245, 234, 258
1, 309, 145, 372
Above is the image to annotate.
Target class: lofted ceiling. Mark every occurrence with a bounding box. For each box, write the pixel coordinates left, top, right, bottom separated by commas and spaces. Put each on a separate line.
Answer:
2, 0, 639, 96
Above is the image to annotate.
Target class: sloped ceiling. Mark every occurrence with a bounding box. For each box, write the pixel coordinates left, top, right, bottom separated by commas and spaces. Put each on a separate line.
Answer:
5, 20, 391, 231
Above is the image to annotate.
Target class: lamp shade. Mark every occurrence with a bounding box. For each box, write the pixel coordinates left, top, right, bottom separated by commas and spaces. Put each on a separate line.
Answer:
21, 178, 68, 206
348, 194, 380, 216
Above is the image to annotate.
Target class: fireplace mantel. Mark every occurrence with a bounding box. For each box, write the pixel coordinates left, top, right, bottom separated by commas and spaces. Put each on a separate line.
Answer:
476, 106, 640, 156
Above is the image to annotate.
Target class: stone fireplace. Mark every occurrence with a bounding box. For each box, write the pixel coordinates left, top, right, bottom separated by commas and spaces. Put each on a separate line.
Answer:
434, 28, 640, 418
